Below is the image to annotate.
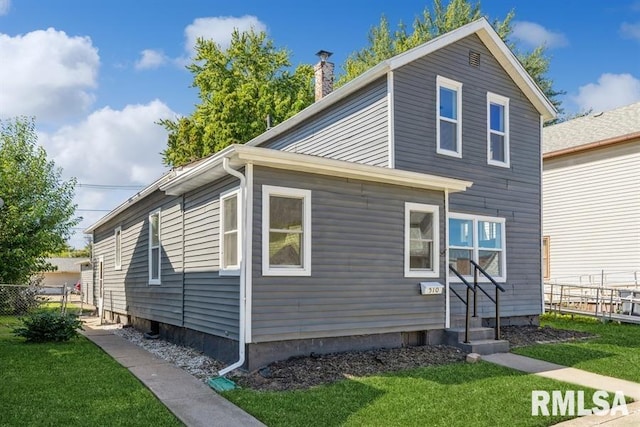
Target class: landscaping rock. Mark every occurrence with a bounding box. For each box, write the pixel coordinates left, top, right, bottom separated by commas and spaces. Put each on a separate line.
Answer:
466, 352, 481, 363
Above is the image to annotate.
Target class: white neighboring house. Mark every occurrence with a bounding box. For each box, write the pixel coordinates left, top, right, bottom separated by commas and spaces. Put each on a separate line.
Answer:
542, 102, 640, 285
41, 258, 82, 289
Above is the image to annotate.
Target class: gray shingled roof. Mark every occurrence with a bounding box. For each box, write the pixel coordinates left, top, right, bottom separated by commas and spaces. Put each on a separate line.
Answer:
543, 101, 640, 154
46, 257, 83, 273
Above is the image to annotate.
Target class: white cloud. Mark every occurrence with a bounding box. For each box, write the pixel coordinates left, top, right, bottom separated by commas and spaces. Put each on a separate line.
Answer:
38, 100, 177, 247
0, 28, 99, 123
184, 15, 267, 56
620, 22, 640, 41
511, 21, 569, 49
573, 73, 640, 112
0, 0, 10, 15
135, 49, 169, 70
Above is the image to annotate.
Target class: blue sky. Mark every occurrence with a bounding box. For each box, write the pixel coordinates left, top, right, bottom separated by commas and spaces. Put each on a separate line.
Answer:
1, 0, 639, 247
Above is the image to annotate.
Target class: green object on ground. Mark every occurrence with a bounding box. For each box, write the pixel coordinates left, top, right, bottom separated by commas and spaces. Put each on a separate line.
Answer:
208, 376, 237, 392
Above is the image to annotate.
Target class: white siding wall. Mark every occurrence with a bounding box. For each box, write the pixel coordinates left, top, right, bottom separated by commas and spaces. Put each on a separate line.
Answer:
543, 140, 640, 283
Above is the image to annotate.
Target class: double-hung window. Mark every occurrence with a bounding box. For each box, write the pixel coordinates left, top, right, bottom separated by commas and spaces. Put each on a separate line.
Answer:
449, 214, 506, 281
148, 209, 161, 285
405, 203, 439, 278
437, 76, 463, 157
487, 92, 510, 167
220, 188, 241, 275
114, 226, 122, 270
262, 185, 311, 276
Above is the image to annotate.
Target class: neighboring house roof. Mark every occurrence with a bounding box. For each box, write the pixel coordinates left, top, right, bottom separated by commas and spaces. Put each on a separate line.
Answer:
45, 258, 83, 273
85, 144, 473, 232
543, 101, 640, 158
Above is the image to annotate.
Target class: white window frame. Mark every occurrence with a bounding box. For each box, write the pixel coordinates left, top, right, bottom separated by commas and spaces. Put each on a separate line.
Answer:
114, 226, 122, 270
148, 209, 161, 285
262, 185, 311, 276
219, 188, 241, 276
448, 213, 506, 282
487, 92, 510, 167
436, 75, 463, 158
404, 202, 440, 278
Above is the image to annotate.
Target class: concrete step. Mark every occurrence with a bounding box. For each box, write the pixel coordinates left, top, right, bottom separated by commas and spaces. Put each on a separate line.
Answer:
454, 339, 510, 355
445, 327, 496, 344
449, 316, 483, 329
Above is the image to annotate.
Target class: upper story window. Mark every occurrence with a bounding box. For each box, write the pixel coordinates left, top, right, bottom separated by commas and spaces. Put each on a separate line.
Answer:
262, 185, 311, 276
449, 213, 506, 282
487, 92, 510, 167
220, 188, 241, 276
114, 226, 122, 270
436, 76, 463, 158
405, 202, 439, 278
148, 209, 161, 285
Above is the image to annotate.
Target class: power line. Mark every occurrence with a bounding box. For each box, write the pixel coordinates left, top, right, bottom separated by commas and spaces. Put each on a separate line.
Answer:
77, 183, 144, 190
76, 209, 112, 212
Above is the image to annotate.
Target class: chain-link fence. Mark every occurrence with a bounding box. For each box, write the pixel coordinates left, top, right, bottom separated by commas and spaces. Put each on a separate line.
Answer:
0, 284, 91, 316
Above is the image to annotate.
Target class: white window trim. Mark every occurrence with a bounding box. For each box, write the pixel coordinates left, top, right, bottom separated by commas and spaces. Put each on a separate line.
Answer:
404, 202, 440, 278
219, 187, 241, 276
449, 212, 506, 282
436, 75, 463, 158
487, 92, 510, 168
114, 226, 122, 271
148, 209, 161, 285
262, 185, 311, 277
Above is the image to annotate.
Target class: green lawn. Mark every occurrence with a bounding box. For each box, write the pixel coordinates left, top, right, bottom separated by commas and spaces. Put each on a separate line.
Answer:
224, 362, 612, 427
0, 315, 182, 427
513, 313, 640, 382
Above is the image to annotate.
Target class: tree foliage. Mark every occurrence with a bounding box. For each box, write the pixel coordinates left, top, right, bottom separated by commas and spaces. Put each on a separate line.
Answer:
161, 29, 314, 167
338, 0, 563, 115
0, 117, 79, 285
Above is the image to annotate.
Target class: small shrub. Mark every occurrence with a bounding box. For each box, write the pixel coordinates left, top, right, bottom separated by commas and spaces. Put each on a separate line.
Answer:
13, 311, 83, 342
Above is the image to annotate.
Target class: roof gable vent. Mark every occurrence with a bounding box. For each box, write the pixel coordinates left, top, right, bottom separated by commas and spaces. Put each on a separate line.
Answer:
469, 50, 481, 67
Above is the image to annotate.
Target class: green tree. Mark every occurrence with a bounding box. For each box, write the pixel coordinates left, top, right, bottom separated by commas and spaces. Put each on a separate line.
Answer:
0, 117, 79, 285
338, 0, 563, 115
161, 29, 314, 167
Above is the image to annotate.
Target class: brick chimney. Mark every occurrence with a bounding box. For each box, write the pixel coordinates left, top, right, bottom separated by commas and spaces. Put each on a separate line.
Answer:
314, 50, 334, 101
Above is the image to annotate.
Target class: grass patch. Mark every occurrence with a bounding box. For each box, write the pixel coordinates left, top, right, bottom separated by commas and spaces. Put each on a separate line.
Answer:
513, 313, 640, 382
0, 316, 182, 427
224, 362, 610, 427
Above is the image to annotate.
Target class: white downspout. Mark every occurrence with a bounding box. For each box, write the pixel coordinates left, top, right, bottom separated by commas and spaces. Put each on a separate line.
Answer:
444, 189, 450, 329
219, 157, 247, 376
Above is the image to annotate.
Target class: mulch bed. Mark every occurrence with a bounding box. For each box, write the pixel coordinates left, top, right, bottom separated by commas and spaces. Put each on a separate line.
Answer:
232, 325, 596, 391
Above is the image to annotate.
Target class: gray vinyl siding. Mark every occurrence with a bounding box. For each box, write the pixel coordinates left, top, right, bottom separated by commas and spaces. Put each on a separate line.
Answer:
93, 191, 184, 325
260, 78, 389, 167
393, 34, 542, 318
183, 175, 241, 340
251, 166, 446, 343
91, 176, 243, 340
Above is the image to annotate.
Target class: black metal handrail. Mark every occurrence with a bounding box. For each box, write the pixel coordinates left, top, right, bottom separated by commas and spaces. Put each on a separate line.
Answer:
469, 259, 506, 340
448, 265, 475, 344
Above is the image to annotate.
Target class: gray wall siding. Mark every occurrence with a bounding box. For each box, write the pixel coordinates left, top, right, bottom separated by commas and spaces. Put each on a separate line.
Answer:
393, 34, 542, 318
93, 191, 184, 326
261, 78, 389, 167
91, 176, 244, 341
251, 166, 446, 343
183, 175, 241, 340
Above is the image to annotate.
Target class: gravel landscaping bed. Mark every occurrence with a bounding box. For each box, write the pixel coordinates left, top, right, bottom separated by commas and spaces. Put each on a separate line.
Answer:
109, 322, 596, 391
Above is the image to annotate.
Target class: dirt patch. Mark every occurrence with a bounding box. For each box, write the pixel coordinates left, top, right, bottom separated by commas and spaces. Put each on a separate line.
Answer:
501, 325, 596, 348
232, 325, 597, 391
232, 344, 465, 391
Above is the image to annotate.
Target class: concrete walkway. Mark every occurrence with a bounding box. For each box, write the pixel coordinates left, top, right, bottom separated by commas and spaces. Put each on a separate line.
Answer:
484, 353, 640, 426
80, 317, 265, 427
